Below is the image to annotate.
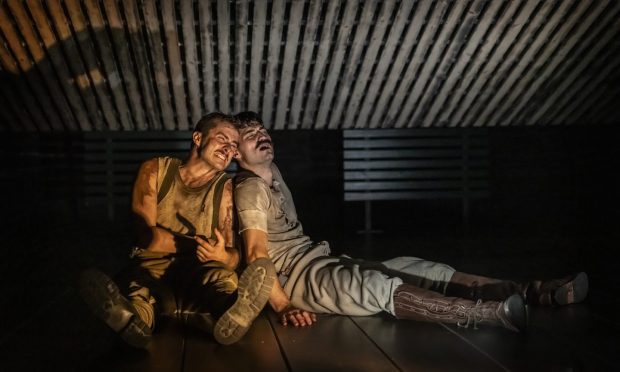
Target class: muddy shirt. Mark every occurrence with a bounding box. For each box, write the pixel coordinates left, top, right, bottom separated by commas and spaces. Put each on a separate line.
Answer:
234, 163, 330, 277
156, 156, 229, 240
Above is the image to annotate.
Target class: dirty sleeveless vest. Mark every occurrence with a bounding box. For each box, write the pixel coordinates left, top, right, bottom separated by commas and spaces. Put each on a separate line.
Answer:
156, 157, 230, 240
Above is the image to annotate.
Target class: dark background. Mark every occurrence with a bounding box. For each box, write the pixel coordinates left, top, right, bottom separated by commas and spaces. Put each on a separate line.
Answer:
1, 124, 618, 255
0, 124, 619, 368
1, 1, 619, 368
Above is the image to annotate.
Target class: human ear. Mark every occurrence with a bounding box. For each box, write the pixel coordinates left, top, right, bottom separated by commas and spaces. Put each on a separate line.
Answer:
192, 132, 202, 147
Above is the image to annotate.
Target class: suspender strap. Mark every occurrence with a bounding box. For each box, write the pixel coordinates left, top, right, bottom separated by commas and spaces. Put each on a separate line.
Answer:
156, 157, 231, 240
157, 158, 182, 204
205, 172, 231, 239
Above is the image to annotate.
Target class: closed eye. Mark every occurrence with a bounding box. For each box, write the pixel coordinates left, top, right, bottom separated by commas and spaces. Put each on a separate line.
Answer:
244, 131, 258, 140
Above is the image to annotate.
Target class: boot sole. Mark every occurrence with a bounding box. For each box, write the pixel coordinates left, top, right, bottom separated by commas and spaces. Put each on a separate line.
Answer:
79, 268, 151, 348
554, 272, 588, 306
213, 258, 276, 345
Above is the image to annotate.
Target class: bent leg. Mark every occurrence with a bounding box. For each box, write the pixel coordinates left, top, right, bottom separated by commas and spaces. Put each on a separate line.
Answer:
179, 260, 239, 319
119, 249, 174, 329
80, 267, 153, 348
213, 258, 276, 345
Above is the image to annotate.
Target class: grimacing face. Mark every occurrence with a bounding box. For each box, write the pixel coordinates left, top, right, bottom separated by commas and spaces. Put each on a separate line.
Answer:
236, 124, 274, 166
196, 120, 239, 171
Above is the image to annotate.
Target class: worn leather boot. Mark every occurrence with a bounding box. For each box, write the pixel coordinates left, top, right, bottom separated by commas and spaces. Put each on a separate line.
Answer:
445, 271, 588, 306
394, 284, 527, 332
525, 272, 588, 306
213, 257, 276, 345
79, 268, 152, 348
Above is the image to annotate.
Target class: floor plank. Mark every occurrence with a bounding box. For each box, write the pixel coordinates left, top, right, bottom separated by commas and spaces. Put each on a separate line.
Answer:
351, 314, 506, 372
88, 316, 186, 372
183, 311, 288, 372
3, 218, 617, 371
528, 304, 618, 369
0, 287, 185, 372
267, 311, 399, 372
440, 304, 615, 371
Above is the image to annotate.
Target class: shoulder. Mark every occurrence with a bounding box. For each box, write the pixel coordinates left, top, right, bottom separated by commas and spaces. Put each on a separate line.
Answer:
235, 168, 267, 189
216, 170, 232, 182
235, 173, 269, 195
135, 158, 159, 185
234, 168, 260, 185
139, 156, 182, 174
140, 158, 159, 173
156, 156, 182, 172
234, 170, 271, 210
133, 158, 159, 197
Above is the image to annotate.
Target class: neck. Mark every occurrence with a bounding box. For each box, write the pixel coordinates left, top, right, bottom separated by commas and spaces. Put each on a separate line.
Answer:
241, 161, 273, 186
180, 155, 219, 187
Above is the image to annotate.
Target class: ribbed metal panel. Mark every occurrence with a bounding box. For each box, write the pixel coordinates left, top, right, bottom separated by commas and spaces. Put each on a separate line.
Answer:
0, 0, 619, 131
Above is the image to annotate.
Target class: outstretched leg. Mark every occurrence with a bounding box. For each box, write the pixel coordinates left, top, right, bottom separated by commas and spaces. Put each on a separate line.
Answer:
445, 271, 588, 306
393, 283, 527, 332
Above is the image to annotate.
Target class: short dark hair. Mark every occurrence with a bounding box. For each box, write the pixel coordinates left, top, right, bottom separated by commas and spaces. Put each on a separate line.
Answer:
193, 112, 235, 136
234, 111, 264, 130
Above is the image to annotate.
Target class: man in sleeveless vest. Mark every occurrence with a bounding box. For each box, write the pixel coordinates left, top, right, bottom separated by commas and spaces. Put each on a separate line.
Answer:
79, 113, 276, 347
231, 111, 588, 332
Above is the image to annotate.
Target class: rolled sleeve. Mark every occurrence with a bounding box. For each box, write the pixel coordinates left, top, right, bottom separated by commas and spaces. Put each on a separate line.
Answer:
234, 178, 271, 233
237, 210, 268, 233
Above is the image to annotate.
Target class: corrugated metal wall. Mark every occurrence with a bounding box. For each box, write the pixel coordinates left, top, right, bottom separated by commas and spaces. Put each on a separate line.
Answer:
0, 0, 619, 132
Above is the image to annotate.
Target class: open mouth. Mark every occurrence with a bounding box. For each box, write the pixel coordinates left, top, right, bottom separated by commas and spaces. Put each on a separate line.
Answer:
256, 140, 272, 151
214, 151, 227, 161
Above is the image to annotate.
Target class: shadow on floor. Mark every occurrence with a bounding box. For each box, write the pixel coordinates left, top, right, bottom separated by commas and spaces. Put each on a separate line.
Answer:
0, 211, 617, 371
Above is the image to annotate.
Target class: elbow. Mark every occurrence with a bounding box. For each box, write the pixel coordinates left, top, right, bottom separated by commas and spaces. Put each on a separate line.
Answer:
134, 226, 155, 249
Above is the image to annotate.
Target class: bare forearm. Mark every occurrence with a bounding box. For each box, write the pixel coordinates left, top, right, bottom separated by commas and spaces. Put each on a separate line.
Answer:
269, 280, 291, 312
239, 229, 315, 326
224, 246, 240, 269
240, 229, 290, 309
270, 278, 317, 327
242, 229, 271, 263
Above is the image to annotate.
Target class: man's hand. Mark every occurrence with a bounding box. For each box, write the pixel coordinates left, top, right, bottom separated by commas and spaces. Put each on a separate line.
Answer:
278, 305, 317, 327
195, 228, 230, 264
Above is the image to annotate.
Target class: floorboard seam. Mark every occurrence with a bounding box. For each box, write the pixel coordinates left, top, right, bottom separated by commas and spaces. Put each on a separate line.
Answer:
180, 317, 187, 372
348, 316, 403, 372
438, 322, 511, 372
266, 312, 294, 372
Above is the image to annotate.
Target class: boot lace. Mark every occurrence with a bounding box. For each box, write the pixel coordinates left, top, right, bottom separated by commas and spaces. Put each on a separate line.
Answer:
457, 299, 483, 329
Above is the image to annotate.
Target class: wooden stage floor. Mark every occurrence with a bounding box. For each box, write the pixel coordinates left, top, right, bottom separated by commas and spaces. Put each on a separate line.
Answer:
1, 216, 618, 371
